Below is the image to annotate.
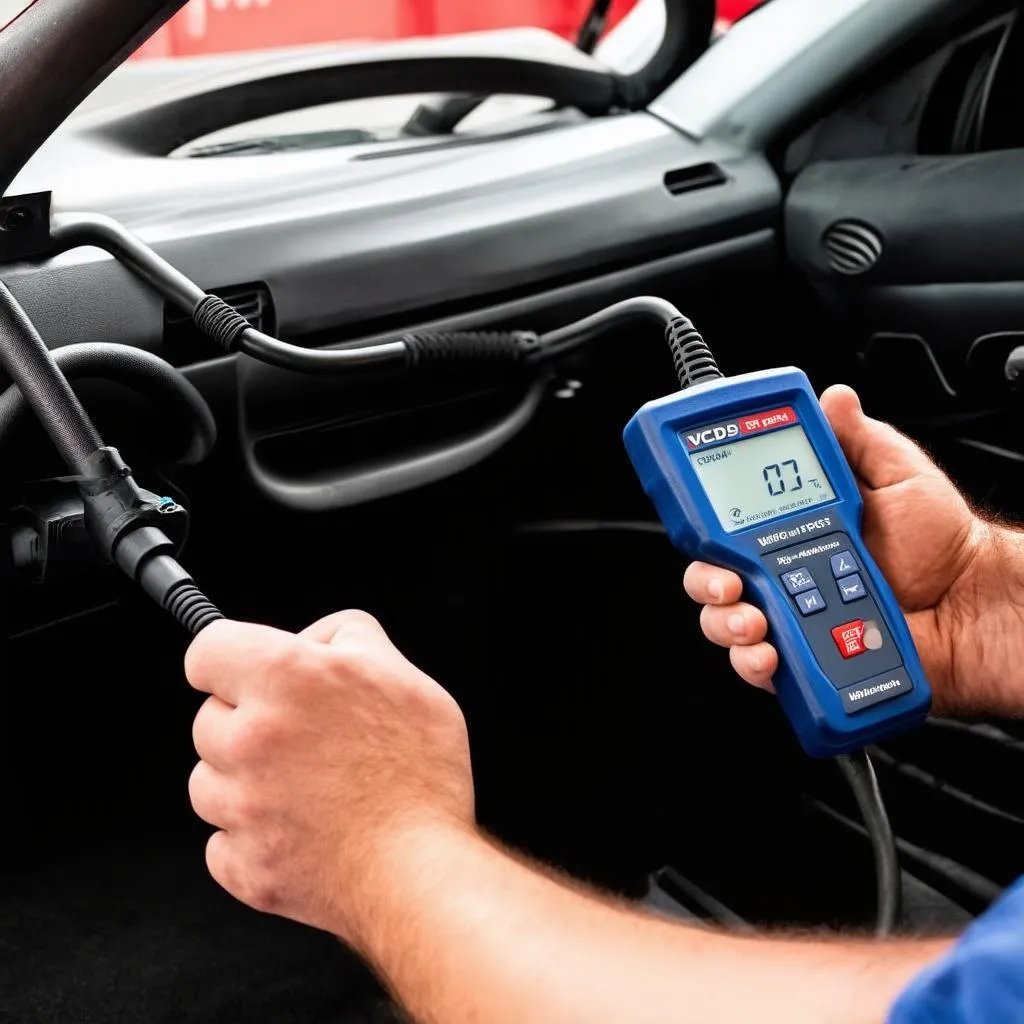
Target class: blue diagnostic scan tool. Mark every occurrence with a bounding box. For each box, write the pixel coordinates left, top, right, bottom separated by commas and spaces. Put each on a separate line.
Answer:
624, 332, 931, 757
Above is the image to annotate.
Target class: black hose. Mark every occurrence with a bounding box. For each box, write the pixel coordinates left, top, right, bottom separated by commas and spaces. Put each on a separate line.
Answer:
0, 342, 217, 466
668, 315, 722, 389
836, 749, 901, 937
0, 280, 223, 632
54, 213, 687, 376
52, 212, 204, 312
239, 326, 407, 372
51, 214, 408, 372
0, 282, 102, 474
536, 296, 684, 357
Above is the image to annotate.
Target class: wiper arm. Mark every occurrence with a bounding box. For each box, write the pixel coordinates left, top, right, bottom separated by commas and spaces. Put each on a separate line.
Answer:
575, 0, 615, 54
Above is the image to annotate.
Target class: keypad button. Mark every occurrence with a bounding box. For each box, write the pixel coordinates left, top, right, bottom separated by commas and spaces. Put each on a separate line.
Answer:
837, 573, 866, 603
832, 620, 867, 658
796, 588, 827, 615
780, 568, 816, 595
830, 550, 858, 578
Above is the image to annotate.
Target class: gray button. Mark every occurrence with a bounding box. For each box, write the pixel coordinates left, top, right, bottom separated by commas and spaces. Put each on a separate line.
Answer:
830, 550, 858, 577
837, 573, 866, 603
780, 568, 816, 595
839, 671, 913, 714
796, 588, 826, 615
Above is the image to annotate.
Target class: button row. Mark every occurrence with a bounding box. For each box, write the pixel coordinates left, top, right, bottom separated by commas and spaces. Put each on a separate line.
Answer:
780, 549, 865, 617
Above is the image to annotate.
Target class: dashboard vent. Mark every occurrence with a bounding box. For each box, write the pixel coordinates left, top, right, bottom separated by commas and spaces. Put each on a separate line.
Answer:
164, 282, 275, 353
663, 163, 728, 196
822, 221, 883, 275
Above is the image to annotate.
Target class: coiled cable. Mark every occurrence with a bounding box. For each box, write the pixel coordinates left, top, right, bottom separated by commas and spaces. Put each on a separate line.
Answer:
0, 342, 217, 466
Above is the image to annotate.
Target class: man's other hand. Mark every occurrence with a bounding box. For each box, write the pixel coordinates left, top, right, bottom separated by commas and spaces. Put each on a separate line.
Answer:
185, 611, 474, 948
684, 384, 1024, 717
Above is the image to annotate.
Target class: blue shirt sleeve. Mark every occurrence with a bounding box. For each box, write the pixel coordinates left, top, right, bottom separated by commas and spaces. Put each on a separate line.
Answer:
888, 877, 1024, 1024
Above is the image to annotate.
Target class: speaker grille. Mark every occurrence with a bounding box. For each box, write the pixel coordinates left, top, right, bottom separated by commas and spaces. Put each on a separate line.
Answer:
823, 221, 883, 275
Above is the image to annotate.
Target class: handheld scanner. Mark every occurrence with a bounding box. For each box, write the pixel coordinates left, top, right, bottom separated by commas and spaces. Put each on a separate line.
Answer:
623, 368, 931, 757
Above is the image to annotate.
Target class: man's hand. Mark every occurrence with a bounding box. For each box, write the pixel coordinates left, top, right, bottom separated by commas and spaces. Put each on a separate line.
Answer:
184, 594, 951, 1024
685, 384, 1024, 717
185, 610, 474, 949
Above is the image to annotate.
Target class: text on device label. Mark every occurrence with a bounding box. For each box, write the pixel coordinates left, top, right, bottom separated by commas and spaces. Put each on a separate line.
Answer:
683, 406, 799, 451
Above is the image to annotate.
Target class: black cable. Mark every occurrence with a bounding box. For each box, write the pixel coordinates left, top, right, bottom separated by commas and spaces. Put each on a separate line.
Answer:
0, 282, 102, 474
52, 213, 688, 377
0, 280, 223, 634
836, 749, 901, 936
535, 295, 684, 357
0, 342, 217, 466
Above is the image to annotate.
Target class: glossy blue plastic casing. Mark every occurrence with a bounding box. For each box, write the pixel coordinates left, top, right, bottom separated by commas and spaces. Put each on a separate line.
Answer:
623, 368, 931, 757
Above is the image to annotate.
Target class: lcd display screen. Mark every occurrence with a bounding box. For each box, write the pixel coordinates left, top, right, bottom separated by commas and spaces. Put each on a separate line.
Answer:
688, 423, 836, 533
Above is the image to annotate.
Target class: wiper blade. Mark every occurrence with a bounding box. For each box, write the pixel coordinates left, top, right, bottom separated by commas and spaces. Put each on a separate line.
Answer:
186, 128, 376, 158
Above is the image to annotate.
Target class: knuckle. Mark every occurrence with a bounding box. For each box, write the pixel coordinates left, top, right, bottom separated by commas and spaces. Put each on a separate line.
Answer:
191, 696, 217, 750
187, 761, 206, 803
227, 711, 282, 763
245, 874, 283, 915
240, 849, 287, 913
232, 788, 266, 826
335, 608, 383, 635
261, 636, 308, 682
205, 832, 232, 888
323, 641, 367, 677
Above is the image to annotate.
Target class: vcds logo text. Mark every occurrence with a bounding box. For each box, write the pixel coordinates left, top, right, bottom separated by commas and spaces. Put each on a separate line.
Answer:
686, 424, 739, 448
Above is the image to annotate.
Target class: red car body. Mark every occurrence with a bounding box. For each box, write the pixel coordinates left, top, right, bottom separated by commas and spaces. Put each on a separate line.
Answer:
133, 0, 759, 59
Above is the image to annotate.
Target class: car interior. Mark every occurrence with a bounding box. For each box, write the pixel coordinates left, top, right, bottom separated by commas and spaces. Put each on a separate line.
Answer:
2, 0, 1024, 1020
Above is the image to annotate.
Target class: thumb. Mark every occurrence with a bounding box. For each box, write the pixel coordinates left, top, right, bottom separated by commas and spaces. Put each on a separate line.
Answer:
820, 385, 937, 489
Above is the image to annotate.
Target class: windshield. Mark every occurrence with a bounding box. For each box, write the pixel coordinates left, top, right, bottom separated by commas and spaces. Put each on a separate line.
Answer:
125, 2, 756, 59
134, 1, 640, 58
0, 0, 30, 29
19, 1, 763, 157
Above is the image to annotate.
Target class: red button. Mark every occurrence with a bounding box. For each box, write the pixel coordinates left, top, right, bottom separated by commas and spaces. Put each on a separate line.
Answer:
832, 620, 866, 658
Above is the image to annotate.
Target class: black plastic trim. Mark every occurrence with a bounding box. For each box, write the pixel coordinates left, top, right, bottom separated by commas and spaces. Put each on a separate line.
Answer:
0, 0, 187, 193
242, 377, 547, 511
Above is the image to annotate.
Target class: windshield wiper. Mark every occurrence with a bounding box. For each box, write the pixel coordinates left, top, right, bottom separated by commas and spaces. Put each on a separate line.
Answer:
185, 128, 377, 158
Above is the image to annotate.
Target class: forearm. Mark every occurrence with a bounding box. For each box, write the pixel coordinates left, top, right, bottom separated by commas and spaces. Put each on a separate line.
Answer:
347, 822, 949, 1024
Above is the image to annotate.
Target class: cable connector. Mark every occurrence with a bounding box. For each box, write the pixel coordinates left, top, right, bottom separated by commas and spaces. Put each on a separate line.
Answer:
113, 525, 223, 634
77, 446, 187, 559
74, 447, 223, 633
666, 316, 722, 390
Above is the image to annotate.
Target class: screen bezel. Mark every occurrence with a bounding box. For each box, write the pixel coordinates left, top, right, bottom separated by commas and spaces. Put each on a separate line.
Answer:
678, 405, 839, 536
